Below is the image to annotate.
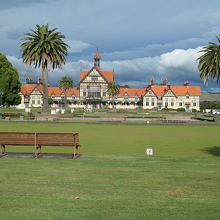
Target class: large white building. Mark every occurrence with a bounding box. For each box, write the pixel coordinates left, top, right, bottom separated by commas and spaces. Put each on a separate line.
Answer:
18, 50, 201, 112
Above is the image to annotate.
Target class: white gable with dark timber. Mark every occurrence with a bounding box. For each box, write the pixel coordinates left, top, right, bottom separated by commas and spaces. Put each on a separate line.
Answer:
81, 68, 106, 83
164, 89, 175, 97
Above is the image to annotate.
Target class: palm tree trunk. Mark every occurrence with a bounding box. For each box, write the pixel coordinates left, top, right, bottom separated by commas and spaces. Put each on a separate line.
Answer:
42, 67, 49, 114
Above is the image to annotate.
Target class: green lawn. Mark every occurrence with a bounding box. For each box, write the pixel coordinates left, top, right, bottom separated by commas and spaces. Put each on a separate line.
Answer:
0, 122, 220, 220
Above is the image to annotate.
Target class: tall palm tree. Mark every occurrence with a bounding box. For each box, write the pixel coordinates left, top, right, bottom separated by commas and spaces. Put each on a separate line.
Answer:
107, 81, 120, 109
198, 36, 220, 84
20, 24, 69, 114
58, 76, 73, 110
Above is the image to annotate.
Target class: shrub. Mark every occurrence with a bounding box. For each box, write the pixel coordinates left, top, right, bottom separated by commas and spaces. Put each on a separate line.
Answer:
177, 108, 185, 112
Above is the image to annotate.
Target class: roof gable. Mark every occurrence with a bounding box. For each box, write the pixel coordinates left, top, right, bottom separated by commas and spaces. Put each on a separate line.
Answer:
21, 84, 43, 95
80, 67, 114, 83
171, 86, 201, 96
164, 88, 175, 97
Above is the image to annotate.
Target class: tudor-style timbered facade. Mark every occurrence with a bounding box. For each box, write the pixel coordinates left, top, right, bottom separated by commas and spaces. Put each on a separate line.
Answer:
18, 50, 201, 112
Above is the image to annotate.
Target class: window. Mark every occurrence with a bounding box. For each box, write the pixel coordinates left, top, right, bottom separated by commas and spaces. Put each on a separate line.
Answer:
32, 100, 35, 104
91, 76, 98, 81
179, 102, 182, 106
124, 94, 129, 100
37, 100, 40, 105
102, 88, 106, 97
151, 98, 154, 106
165, 98, 168, 107
193, 103, 196, 106
146, 98, 149, 106
72, 95, 75, 99
186, 95, 189, 99
88, 87, 101, 98
171, 98, 174, 106
135, 95, 139, 101
51, 95, 55, 99
148, 90, 152, 95
114, 96, 118, 100
83, 88, 87, 96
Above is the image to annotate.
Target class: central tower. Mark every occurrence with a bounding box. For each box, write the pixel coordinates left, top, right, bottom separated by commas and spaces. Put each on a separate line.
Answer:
94, 49, 101, 68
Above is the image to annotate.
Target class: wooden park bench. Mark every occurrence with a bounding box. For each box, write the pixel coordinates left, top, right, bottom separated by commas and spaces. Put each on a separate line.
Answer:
0, 132, 80, 158
2, 113, 22, 119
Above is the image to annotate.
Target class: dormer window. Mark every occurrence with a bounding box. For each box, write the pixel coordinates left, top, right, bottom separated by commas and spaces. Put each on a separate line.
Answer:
72, 94, 75, 99
114, 95, 118, 100
186, 95, 189, 99
51, 95, 55, 99
124, 94, 129, 100
135, 95, 139, 101
61, 93, 65, 99
167, 90, 171, 94
148, 90, 152, 94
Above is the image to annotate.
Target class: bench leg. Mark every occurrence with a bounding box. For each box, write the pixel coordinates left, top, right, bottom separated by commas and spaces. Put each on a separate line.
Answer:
76, 146, 79, 155
34, 145, 41, 158
35, 145, 42, 158
73, 146, 79, 159
73, 147, 76, 159
0, 144, 6, 156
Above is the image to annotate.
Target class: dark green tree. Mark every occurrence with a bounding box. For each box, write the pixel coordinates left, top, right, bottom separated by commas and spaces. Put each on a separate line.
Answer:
107, 81, 120, 109
20, 24, 69, 114
0, 53, 21, 106
198, 36, 220, 83
58, 76, 74, 109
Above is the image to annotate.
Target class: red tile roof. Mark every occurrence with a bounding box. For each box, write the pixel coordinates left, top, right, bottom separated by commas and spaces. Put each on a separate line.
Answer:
21, 84, 42, 95
48, 87, 80, 97
80, 67, 114, 82
148, 85, 201, 97
21, 84, 80, 97
118, 88, 147, 98
171, 86, 201, 96
150, 86, 167, 97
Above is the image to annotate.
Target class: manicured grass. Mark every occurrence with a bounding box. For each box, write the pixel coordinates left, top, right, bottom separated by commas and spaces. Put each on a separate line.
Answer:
0, 122, 220, 219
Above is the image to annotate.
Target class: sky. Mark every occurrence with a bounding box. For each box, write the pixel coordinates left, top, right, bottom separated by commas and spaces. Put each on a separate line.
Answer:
1, 0, 220, 92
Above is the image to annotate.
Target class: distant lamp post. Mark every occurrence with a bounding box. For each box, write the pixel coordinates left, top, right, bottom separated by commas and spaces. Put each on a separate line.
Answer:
0, 91, 3, 107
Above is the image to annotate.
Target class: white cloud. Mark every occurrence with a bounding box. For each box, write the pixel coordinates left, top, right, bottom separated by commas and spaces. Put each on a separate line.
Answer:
5, 46, 219, 92
66, 40, 92, 53
157, 47, 203, 72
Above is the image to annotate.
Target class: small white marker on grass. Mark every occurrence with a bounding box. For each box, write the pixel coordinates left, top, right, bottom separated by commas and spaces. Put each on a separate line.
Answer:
146, 148, 153, 156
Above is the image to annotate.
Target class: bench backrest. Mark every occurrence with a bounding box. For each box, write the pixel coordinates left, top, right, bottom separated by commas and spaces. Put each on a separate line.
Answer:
0, 132, 79, 146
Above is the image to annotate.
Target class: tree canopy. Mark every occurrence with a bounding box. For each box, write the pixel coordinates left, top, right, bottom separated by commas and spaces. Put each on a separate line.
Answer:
20, 24, 69, 113
58, 76, 74, 92
198, 36, 220, 83
0, 53, 21, 106
107, 81, 120, 108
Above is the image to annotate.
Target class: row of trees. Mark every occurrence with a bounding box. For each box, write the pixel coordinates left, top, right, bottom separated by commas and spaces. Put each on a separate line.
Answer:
1, 24, 220, 110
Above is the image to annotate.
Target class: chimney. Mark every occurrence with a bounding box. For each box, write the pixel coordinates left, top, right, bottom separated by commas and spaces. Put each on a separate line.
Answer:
26, 76, 33, 84
184, 81, 189, 86
150, 77, 154, 86
162, 77, 168, 85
